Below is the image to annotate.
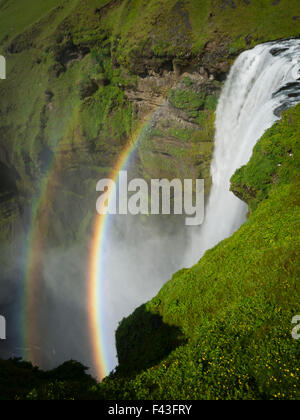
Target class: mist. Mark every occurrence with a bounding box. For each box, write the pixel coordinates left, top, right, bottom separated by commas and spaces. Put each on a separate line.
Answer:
101, 211, 189, 371
0, 163, 191, 378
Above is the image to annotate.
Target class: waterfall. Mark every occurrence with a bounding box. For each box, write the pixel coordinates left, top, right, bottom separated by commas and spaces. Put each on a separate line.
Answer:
184, 39, 300, 267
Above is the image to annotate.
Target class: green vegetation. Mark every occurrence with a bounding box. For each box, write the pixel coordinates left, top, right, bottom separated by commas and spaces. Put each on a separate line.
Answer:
231, 107, 300, 212
0, 0, 67, 44
0, 359, 96, 400
169, 89, 206, 115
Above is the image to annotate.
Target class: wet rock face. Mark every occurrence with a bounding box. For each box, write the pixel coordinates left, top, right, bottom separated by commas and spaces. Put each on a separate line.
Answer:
122, 0, 194, 77
79, 79, 99, 100
200, 37, 232, 81
122, 37, 231, 83
0, 162, 18, 198
0, 136, 21, 226
53, 41, 90, 70
270, 47, 289, 56
125, 70, 221, 196
125, 71, 177, 121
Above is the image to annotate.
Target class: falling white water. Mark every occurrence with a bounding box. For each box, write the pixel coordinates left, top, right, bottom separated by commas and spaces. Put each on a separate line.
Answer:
184, 39, 300, 267
101, 40, 300, 374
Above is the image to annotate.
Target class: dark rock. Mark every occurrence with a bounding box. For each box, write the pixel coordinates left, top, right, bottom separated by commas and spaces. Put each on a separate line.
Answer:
131, 56, 175, 77
45, 90, 54, 102
172, 0, 192, 31
0, 161, 19, 198
288, 92, 300, 98
205, 40, 219, 52
219, 0, 236, 9
270, 47, 289, 56
38, 147, 54, 173
50, 62, 65, 78
272, 82, 300, 97
6, 34, 35, 54
245, 34, 252, 46
173, 58, 193, 77
274, 103, 289, 117
54, 41, 90, 72
79, 79, 99, 100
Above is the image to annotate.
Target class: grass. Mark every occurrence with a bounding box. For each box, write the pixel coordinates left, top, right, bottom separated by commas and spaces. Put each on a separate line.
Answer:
231, 106, 300, 211
0, 0, 63, 45
169, 89, 206, 114
92, 0, 300, 68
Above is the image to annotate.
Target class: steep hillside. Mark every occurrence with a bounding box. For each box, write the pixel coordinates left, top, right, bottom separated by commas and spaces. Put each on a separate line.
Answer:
96, 104, 300, 400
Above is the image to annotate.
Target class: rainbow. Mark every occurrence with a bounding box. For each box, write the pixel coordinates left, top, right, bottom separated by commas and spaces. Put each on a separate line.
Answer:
89, 117, 153, 380
23, 107, 157, 379
23, 140, 69, 366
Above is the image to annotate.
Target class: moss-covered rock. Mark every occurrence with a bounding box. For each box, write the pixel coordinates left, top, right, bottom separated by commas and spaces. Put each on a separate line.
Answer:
231, 107, 300, 212
137, 74, 219, 196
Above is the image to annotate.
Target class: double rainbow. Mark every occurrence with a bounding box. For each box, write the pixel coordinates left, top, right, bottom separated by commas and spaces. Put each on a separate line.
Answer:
23, 111, 156, 380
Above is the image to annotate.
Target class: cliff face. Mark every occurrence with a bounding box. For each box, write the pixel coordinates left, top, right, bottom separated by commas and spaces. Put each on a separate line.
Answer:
131, 72, 219, 196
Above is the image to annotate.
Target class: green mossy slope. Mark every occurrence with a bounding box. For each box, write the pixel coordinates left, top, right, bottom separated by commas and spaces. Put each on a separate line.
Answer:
95, 0, 300, 70
0, 358, 96, 400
